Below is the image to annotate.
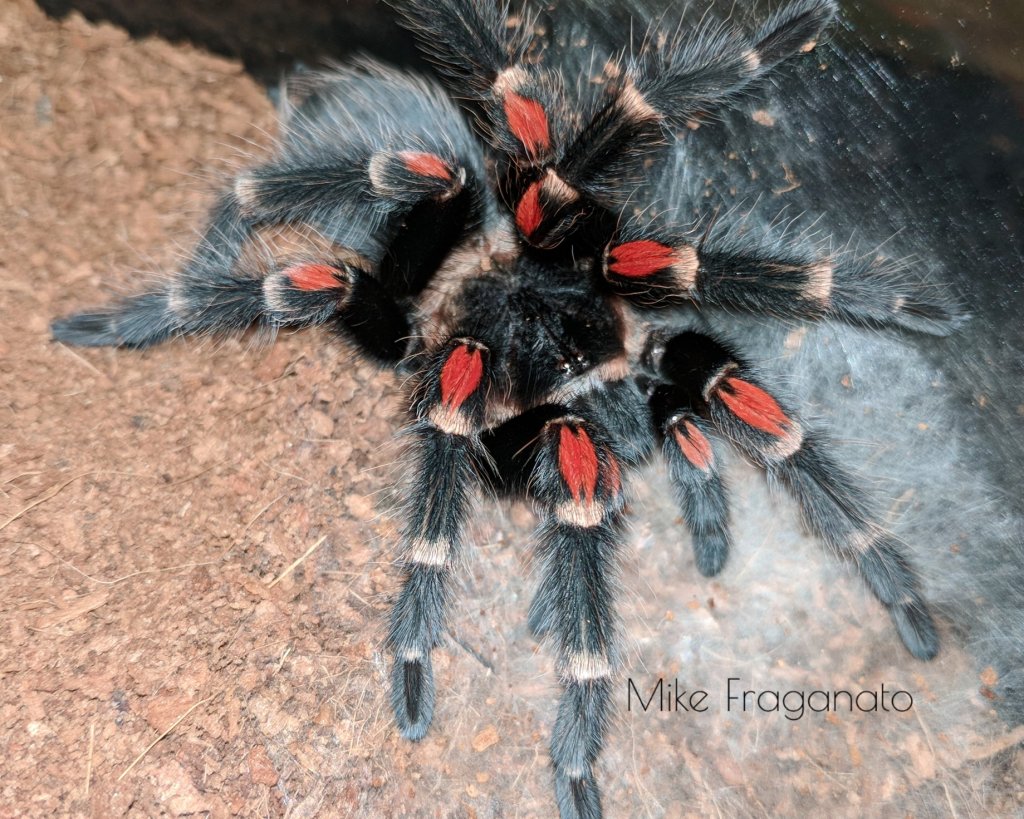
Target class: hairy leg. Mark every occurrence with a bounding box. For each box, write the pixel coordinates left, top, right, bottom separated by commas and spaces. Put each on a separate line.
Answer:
647, 329, 939, 659
387, 337, 492, 738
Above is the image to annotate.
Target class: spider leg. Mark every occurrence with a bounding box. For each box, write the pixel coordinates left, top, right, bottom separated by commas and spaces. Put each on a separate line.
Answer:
51, 192, 258, 348
480, 377, 654, 635
236, 147, 481, 298
525, 410, 628, 819
397, 1, 580, 249
647, 392, 732, 577
233, 148, 466, 235
50, 141, 476, 353
475, 391, 637, 819
387, 337, 491, 740
603, 230, 962, 335
648, 329, 939, 660
397, 0, 835, 247
395, 0, 535, 100
475, 391, 634, 818
552, 0, 838, 192
624, 0, 837, 127
53, 63, 486, 357
51, 230, 414, 368
397, 0, 837, 253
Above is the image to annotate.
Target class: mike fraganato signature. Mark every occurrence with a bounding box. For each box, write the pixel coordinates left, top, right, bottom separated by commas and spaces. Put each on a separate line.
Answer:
626, 677, 914, 721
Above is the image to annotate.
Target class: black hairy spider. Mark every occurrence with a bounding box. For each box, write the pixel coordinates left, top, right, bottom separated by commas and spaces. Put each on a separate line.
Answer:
51, 0, 961, 816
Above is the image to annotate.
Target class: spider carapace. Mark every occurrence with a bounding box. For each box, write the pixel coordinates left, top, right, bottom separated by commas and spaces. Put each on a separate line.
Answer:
52, 0, 959, 815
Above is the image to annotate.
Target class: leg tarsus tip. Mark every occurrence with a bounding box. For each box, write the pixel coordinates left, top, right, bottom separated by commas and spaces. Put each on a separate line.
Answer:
554, 769, 602, 819
390, 656, 436, 740
891, 603, 939, 661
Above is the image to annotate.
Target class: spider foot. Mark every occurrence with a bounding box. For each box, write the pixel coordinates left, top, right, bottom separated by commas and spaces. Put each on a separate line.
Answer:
890, 602, 940, 661
857, 532, 940, 660
52, 292, 179, 349
551, 679, 612, 818
390, 653, 436, 741
554, 766, 602, 819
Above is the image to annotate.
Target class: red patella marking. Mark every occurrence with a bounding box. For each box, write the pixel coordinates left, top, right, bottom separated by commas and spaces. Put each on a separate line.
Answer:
718, 377, 790, 436
439, 345, 484, 410
608, 240, 675, 278
558, 425, 599, 503
516, 181, 543, 238
673, 421, 714, 470
504, 91, 551, 158
400, 151, 452, 180
286, 264, 341, 292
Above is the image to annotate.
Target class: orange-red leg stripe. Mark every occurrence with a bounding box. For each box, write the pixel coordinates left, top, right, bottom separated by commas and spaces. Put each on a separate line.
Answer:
718, 377, 790, 436
608, 240, 676, 278
399, 151, 452, 181
285, 264, 342, 292
504, 91, 550, 158
673, 421, 714, 470
558, 426, 599, 503
439, 345, 484, 410
516, 181, 543, 238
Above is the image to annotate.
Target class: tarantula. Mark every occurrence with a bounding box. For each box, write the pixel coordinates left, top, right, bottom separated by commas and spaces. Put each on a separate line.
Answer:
52, 0, 958, 815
